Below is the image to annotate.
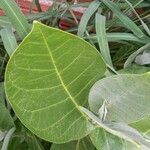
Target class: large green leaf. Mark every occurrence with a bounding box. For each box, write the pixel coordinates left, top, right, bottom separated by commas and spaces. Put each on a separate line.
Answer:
5, 21, 106, 143
88, 73, 150, 124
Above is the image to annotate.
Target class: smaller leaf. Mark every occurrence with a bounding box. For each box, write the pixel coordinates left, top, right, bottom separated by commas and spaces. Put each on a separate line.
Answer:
135, 50, 150, 65
119, 65, 150, 74
124, 44, 150, 67
77, 0, 101, 37
87, 33, 148, 44
80, 107, 150, 148
0, 0, 31, 38
95, 13, 113, 67
89, 73, 150, 124
90, 128, 123, 150
0, 28, 18, 56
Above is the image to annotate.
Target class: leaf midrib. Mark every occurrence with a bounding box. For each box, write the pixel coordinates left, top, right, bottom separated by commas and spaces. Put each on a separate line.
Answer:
38, 25, 86, 118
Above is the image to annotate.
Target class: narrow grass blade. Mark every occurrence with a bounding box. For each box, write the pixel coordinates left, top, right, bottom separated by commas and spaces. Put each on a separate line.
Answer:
0, 0, 31, 38
0, 28, 18, 56
101, 0, 150, 42
85, 33, 148, 44
95, 13, 113, 67
77, 0, 101, 37
124, 0, 150, 36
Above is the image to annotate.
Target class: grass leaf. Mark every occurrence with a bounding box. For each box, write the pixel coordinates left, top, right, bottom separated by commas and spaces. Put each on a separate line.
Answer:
77, 0, 101, 37
0, 28, 18, 56
0, 0, 31, 38
101, 0, 150, 42
95, 13, 113, 67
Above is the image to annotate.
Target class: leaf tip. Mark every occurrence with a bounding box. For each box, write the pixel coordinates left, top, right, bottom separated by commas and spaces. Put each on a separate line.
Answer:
33, 20, 39, 24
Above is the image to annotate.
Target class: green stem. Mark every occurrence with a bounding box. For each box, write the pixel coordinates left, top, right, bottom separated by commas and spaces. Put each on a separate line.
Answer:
1, 127, 16, 150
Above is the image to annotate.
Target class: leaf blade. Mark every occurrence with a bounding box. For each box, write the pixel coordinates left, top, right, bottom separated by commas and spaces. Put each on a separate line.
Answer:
77, 0, 101, 37
89, 73, 150, 124
5, 22, 106, 143
95, 13, 113, 67
101, 0, 150, 42
0, 0, 31, 38
0, 28, 18, 56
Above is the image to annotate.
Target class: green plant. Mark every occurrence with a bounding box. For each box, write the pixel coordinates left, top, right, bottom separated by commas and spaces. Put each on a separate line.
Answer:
0, 0, 150, 149
4, 22, 150, 149
5, 21, 106, 143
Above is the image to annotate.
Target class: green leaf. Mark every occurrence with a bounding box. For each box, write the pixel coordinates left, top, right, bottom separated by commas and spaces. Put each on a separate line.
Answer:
135, 50, 150, 65
119, 65, 150, 74
51, 137, 95, 150
8, 135, 28, 150
88, 73, 150, 124
0, 130, 6, 142
87, 33, 148, 44
1, 127, 16, 150
95, 13, 113, 67
8, 121, 29, 150
124, 0, 150, 36
80, 107, 150, 148
90, 128, 123, 150
0, 27, 18, 56
124, 44, 150, 67
0, 101, 14, 131
77, 0, 101, 37
25, 131, 44, 150
101, 0, 150, 42
90, 128, 149, 150
0, 0, 31, 38
5, 21, 106, 143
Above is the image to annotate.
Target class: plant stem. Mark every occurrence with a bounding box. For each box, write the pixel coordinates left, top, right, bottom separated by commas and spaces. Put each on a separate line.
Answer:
1, 127, 16, 150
